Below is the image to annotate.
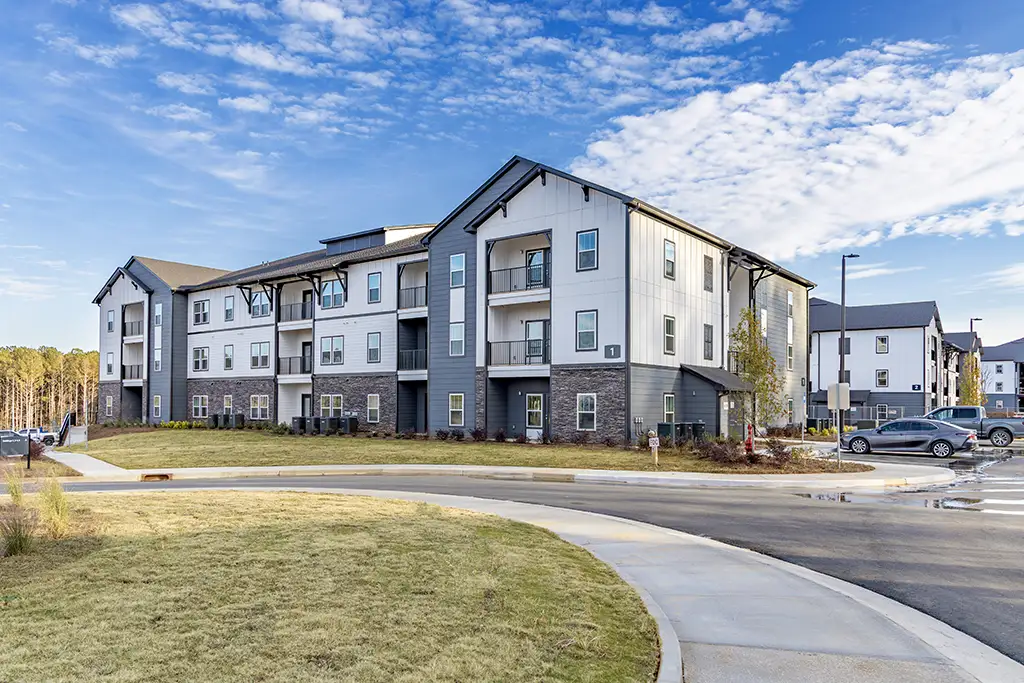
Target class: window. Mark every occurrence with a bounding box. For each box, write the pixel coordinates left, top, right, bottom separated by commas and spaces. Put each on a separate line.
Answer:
449, 323, 464, 357
193, 300, 210, 325
365, 332, 381, 363
250, 395, 270, 420
250, 342, 270, 369
107, 310, 114, 332
105, 395, 113, 417
577, 230, 597, 271
760, 309, 768, 338
321, 280, 345, 309
995, 364, 1004, 374
154, 303, 162, 326
996, 400, 1004, 409
449, 393, 464, 427
106, 352, 113, 375
876, 404, 889, 420
223, 395, 233, 415
879, 421, 903, 433
787, 290, 794, 317
786, 344, 794, 371
192, 395, 208, 419
787, 397, 794, 422
224, 345, 233, 371
367, 272, 382, 303
192, 347, 209, 372
876, 336, 889, 354
154, 349, 162, 373
251, 292, 270, 318
321, 336, 344, 365
450, 253, 465, 288
367, 394, 380, 423
995, 382, 1004, 392
576, 310, 597, 351
320, 395, 344, 418
664, 394, 675, 423
153, 395, 161, 419
664, 315, 676, 354
876, 369, 889, 388
839, 337, 851, 354
576, 393, 596, 431
154, 321, 162, 372
952, 407, 975, 419
703, 255, 714, 293
664, 240, 675, 279
704, 324, 714, 361
224, 296, 234, 322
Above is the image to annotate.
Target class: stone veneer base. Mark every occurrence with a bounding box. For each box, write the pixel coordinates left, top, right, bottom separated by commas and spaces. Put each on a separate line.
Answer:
313, 373, 397, 433
550, 364, 628, 445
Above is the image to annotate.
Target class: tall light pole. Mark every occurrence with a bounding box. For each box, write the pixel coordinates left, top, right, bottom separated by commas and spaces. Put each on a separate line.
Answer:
970, 317, 982, 334
839, 253, 860, 431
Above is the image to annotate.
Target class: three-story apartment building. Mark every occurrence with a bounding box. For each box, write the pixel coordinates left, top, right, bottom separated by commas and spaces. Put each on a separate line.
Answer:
982, 338, 1024, 413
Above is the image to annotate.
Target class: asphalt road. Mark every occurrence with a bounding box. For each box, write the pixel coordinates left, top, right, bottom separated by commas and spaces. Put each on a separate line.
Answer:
68, 467, 1024, 665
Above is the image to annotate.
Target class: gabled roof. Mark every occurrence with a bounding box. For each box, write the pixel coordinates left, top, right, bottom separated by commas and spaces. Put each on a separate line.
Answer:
982, 339, 1024, 362
130, 257, 230, 290
92, 267, 153, 304
680, 364, 753, 392
945, 332, 981, 353
319, 223, 434, 245
810, 297, 940, 333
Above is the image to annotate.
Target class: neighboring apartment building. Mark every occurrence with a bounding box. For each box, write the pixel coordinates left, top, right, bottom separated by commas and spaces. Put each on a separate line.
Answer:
981, 338, 1024, 413
93, 257, 231, 422
945, 331, 982, 404
95, 156, 815, 441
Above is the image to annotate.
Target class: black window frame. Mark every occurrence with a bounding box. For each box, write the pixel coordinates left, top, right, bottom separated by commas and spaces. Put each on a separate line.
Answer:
224, 295, 234, 322
576, 229, 598, 272
224, 344, 233, 371
876, 335, 889, 354
192, 347, 209, 372
193, 300, 210, 325
107, 310, 114, 332
250, 292, 270, 318
367, 271, 382, 304
664, 239, 675, 280
250, 341, 270, 369
703, 255, 714, 293
704, 323, 714, 361
367, 332, 381, 364
664, 315, 676, 355
575, 310, 598, 352
876, 369, 889, 388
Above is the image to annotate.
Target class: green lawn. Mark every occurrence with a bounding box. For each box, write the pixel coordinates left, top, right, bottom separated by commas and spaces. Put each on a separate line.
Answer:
74, 429, 872, 473
0, 492, 659, 682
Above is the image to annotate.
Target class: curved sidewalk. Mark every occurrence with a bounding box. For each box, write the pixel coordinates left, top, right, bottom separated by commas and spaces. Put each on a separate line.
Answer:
48, 451, 955, 488
86, 485, 1024, 683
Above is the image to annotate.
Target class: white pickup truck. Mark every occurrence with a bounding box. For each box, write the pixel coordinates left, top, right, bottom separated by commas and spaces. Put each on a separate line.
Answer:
923, 406, 1024, 447
17, 427, 58, 447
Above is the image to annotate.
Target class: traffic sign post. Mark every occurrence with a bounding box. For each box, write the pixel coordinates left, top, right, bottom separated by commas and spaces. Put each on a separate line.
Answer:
828, 383, 851, 470
648, 430, 660, 467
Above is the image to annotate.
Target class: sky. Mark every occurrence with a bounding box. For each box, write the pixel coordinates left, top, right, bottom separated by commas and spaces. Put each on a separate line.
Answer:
0, 0, 1022, 351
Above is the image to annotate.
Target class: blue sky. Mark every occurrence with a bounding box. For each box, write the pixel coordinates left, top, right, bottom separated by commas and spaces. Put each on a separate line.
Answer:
1, 0, 1022, 351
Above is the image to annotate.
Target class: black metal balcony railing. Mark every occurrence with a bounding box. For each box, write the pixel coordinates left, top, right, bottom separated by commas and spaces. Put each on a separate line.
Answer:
489, 263, 551, 295
488, 339, 550, 366
123, 321, 144, 336
278, 356, 312, 374
279, 301, 313, 322
122, 364, 142, 380
398, 349, 428, 371
399, 286, 428, 309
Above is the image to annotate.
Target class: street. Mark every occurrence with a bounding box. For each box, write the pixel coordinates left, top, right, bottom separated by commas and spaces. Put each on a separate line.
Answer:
67, 457, 1024, 665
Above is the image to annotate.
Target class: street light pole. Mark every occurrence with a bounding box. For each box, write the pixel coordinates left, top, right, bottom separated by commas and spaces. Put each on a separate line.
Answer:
839, 253, 860, 431
970, 317, 982, 334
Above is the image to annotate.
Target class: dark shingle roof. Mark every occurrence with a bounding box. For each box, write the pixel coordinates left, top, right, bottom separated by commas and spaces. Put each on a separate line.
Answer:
982, 340, 1024, 362
945, 332, 980, 353
182, 235, 426, 292
680, 364, 753, 392
809, 297, 939, 333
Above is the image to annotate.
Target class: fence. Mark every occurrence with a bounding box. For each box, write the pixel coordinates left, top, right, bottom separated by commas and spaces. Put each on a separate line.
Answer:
806, 404, 906, 429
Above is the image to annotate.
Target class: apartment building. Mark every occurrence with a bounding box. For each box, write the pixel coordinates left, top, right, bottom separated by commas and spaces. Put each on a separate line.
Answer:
945, 331, 982, 404
809, 298, 953, 419
982, 338, 1024, 413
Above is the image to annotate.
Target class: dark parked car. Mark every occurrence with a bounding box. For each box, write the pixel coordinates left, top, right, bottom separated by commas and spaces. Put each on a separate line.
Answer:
840, 418, 977, 458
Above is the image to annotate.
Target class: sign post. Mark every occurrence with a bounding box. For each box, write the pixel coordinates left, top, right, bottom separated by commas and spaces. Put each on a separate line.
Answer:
827, 383, 851, 470
648, 430, 659, 467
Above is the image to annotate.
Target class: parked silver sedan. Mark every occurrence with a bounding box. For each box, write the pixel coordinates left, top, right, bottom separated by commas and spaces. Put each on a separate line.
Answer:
840, 418, 978, 458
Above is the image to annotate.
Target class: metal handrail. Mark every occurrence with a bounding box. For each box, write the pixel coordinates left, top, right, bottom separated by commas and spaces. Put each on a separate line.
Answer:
123, 321, 144, 336
278, 356, 312, 374
398, 349, 428, 370
399, 286, 428, 309
279, 301, 313, 322
489, 263, 550, 294
122, 364, 143, 380
488, 339, 550, 365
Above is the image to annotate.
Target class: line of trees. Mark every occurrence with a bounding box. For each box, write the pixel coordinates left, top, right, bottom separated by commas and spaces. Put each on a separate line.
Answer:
0, 347, 99, 430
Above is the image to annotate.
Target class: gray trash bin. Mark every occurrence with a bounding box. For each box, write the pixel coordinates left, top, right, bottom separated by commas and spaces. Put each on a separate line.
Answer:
291, 417, 306, 435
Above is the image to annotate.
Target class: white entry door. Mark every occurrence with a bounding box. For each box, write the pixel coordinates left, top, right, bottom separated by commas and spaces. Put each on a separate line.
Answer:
526, 394, 544, 442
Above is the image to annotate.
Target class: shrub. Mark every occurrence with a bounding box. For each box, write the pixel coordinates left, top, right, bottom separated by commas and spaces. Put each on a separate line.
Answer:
515, 433, 528, 444
494, 429, 507, 443
4, 467, 25, 508
28, 439, 45, 463
402, 428, 417, 440
471, 428, 487, 442
39, 474, 71, 540
791, 446, 815, 459
0, 505, 37, 557
435, 429, 450, 441
549, 433, 562, 445
764, 438, 793, 466
696, 437, 746, 464
602, 435, 619, 448
570, 431, 590, 445
451, 429, 465, 441
807, 427, 818, 436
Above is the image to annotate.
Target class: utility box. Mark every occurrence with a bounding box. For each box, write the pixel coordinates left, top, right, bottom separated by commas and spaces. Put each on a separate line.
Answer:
309, 417, 322, 435
207, 414, 219, 429
291, 417, 306, 435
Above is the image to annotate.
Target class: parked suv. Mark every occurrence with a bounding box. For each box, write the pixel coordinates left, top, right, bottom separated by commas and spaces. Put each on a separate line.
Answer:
923, 406, 1024, 447
17, 427, 57, 447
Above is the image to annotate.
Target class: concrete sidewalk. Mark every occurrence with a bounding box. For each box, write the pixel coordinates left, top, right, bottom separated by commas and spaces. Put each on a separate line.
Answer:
86, 485, 1024, 683
47, 449, 956, 488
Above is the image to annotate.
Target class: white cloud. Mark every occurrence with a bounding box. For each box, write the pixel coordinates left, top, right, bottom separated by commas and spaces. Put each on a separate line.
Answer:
47, 35, 140, 67
145, 103, 211, 121
571, 43, 1024, 260
655, 9, 787, 51
608, 2, 679, 27
441, 0, 541, 38
219, 94, 273, 112
4, 122, 27, 132
344, 70, 392, 88
225, 42, 318, 75
156, 72, 216, 95
990, 263, 1024, 289
0, 270, 60, 299
843, 263, 926, 280
0, 244, 42, 249
183, 0, 273, 20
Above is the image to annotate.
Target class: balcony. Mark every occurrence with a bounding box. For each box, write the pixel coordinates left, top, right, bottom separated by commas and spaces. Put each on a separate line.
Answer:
399, 286, 427, 310
123, 321, 144, 337
398, 349, 428, 371
488, 339, 550, 366
279, 302, 313, 323
122, 364, 142, 380
278, 356, 312, 375
489, 263, 550, 295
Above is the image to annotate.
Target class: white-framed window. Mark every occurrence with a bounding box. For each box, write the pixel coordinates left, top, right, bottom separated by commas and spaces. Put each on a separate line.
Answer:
192, 395, 208, 419
224, 344, 233, 371
250, 394, 270, 420
193, 300, 210, 325
321, 335, 344, 365
576, 393, 596, 431
995, 364, 1004, 374
367, 394, 380, 423
577, 230, 597, 271
154, 348, 162, 373
321, 280, 345, 308
223, 395, 233, 415
251, 292, 270, 318
449, 323, 464, 357
760, 308, 768, 338
367, 332, 381, 363
703, 255, 714, 293
876, 403, 889, 420
224, 295, 234, 322
876, 336, 889, 354
664, 315, 676, 355
107, 310, 114, 332
996, 399, 1004, 409
705, 324, 715, 361
106, 352, 113, 375
787, 290, 794, 317
664, 239, 675, 280
787, 344, 794, 371
664, 394, 675, 423
105, 395, 113, 417
876, 369, 889, 388
153, 395, 161, 419
154, 303, 162, 326
448, 393, 464, 427
192, 347, 209, 372
320, 394, 344, 418
367, 272, 382, 304
995, 382, 1004, 392
250, 341, 270, 369
450, 253, 465, 287
576, 310, 597, 351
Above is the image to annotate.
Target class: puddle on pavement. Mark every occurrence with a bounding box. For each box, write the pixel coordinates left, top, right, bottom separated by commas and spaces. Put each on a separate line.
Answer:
796, 491, 986, 511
